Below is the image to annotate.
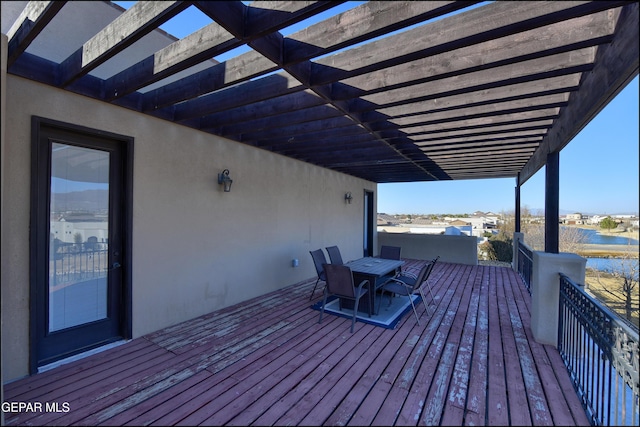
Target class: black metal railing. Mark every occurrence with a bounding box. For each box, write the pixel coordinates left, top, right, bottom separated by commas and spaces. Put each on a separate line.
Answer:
50, 242, 109, 286
517, 239, 533, 293
558, 273, 639, 426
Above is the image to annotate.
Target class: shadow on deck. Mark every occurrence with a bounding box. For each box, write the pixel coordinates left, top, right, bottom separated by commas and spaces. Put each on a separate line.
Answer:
3, 260, 589, 426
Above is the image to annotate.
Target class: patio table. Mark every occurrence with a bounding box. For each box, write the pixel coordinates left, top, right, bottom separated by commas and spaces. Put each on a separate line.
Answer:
342, 257, 405, 313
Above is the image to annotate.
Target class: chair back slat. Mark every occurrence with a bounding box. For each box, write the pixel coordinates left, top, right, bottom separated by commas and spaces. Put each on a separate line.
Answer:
323, 263, 355, 297
410, 263, 431, 291
380, 245, 401, 260
310, 249, 328, 280
410, 256, 439, 291
325, 245, 344, 265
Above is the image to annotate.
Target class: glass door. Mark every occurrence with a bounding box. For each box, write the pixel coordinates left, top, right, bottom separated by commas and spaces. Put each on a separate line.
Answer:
31, 118, 130, 371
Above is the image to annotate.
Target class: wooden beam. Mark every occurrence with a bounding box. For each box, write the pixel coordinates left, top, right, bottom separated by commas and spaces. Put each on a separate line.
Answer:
372, 74, 581, 118
57, 1, 191, 87
239, 116, 357, 143
151, 1, 464, 112
173, 72, 304, 121
148, 2, 475, 183
195, 1, 342, 39
204, 1, 436, 181
305, 147, 405, 163
419, 138, 543, 153
426, 144, 539, 156
414, 132, 547, 147
311, 1, 625, 85
244, 1, 347, 37
185, 2, 442, 180
404, 109, 560, 135
6, 1, 66, 67
359, 48, 596, 108
435, 160, 531, 169
275, 139, 383, 156
446, 172, 519, 179
214, 104, 343, 136
333, 10, 616, 100
200, 90, 326, 130
269, 133, 378, 152
387, 94, 568, 127
436, 156, 530, 167
519, 3, 639, 183
142, 50, 278, 112
409, 120, 553, 141
104, 22, 235, 100
139, 2, 340, 108
283, 1, 476, 63
442, 165, 524, 174
254, 125, 372, 147
149, 3, 619, 187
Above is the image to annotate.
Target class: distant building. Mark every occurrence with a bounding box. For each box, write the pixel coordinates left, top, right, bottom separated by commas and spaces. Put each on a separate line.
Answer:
378, 211, 496, 237
563, 213, 585, 225
589, 215, 605, 225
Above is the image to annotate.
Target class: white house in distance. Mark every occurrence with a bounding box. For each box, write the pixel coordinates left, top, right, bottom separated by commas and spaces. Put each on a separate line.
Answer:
50, 219, 108, 245
588, 214, 639, 226
563, 213, 585, 225
377, 211, 498, 238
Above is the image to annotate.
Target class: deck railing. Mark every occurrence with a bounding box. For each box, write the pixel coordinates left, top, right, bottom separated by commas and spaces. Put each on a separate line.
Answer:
516, 239, 533, 293
50, 242, 109, 286
558, 273, 639, 426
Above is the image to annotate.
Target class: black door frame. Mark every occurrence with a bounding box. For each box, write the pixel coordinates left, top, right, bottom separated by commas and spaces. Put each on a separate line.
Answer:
363, 190, 375, 257
29, 116, 133, 373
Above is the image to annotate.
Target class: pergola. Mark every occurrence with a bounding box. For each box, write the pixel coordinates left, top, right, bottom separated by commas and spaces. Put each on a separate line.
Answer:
4, 1, 639, 229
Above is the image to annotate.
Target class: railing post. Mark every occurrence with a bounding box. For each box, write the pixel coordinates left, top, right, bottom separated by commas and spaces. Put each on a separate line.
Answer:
531, 251, 586, 347
512, 231, 523, 270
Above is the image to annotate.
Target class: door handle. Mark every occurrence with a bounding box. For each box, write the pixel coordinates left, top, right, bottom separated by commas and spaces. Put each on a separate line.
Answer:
111, 262, 121, 269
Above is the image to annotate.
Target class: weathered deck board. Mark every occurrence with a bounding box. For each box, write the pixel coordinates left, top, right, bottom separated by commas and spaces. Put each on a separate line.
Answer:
462, 263, 490, 426
3, 260, 591, 426
486, 266, 510, 426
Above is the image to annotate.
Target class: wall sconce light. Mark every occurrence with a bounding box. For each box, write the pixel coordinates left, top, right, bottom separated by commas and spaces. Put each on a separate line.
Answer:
344, 192, 353, 204
218, 169, 233, 192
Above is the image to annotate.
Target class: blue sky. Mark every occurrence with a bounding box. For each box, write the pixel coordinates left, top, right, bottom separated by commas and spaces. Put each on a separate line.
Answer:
115, 1, 639, 216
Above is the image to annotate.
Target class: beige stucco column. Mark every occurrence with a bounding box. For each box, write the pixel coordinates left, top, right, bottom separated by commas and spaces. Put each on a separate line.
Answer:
531, 251, 586, 347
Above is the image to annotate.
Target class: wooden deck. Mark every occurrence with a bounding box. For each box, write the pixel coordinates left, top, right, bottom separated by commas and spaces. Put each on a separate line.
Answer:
3, 260, 590, 426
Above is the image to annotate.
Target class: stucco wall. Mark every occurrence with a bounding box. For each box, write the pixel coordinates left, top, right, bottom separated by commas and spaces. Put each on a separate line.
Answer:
377, 232, 478, 265
0, 74, 376, 382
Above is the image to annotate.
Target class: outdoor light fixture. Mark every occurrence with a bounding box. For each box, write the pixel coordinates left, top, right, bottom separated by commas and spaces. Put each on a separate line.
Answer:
218, 169, 233, 192
345, 192, 353, 204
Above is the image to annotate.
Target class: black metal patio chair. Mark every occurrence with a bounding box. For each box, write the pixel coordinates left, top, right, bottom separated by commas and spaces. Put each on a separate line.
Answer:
325, 245, 345, 265
318, 263, 370, 333
377, 256, 439, 325
309, 249, 328, 301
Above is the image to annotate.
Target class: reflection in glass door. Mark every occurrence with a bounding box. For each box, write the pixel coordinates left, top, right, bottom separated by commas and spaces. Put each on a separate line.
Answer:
49, 143, 109, 331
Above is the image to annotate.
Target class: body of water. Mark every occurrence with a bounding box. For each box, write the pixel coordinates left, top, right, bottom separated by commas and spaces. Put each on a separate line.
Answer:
576, 228, 638, 276
586, 257, 638, 275
520, 227, 640, 276
574, 227, 639, 245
